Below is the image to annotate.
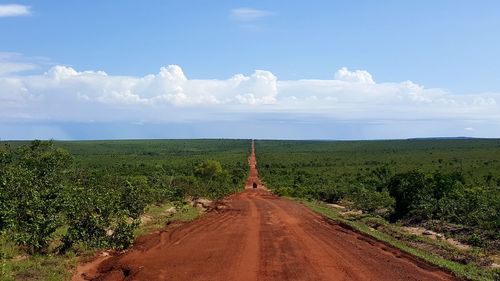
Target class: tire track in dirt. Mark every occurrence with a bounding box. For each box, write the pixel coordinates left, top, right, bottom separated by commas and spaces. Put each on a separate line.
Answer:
230, 198, 259, 281
74, 140, 459, 281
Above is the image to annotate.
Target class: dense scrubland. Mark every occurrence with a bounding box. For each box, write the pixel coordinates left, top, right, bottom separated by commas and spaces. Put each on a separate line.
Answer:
256, 139, 500, 279
1, 138, 500, 280
0, 139, 249, 280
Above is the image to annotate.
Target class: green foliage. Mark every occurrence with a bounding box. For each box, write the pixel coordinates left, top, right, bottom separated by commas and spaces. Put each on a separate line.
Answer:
60, 172, 134, 251
181, 159, 240, 200
302, 199, 499, 281
195, 160, 223, 179
0, 139, 248, 257
386, 170, 499, 232
122, 176, 151, 219
256, 139, 500, 248
348, 186, 394, 213
147, 173, 185, 206
0, 139, 248, 280
388, 171, 431, 220
467, 233, 485, 247
107, 218, 138, 250
0, 141, 72, 254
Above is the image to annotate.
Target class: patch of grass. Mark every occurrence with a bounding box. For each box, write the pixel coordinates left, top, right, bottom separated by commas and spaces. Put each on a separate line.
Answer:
298, 199, 500, 281
1, 252, 76, 281
1, 232, 77, 281
358, 217, 495, 268
135, 203, 200, 237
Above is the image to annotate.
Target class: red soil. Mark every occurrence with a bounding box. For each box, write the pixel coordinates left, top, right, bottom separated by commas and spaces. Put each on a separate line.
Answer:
75, 140, 458, 281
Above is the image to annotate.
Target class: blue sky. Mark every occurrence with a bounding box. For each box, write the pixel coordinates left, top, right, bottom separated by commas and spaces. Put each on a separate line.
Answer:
1, 1, 500, 140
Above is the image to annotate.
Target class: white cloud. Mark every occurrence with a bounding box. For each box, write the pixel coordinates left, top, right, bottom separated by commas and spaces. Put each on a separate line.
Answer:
0, 64, 499, 128
0, 52, 38, 75
0, 62, 37, 75
0, 4, 31, 17
334, 67, 375, 84
230, 8, 273, 21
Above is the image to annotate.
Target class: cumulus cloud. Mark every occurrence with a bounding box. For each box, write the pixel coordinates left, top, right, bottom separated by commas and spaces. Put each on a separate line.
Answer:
230, 8, 273, 21
0, 64, 499, 127
0, 64, 281, 123
334, 67, 375, 84
0, 4, 31, 17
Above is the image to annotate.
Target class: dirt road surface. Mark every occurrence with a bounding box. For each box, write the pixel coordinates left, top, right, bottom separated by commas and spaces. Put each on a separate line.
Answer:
78, 140, 457, 281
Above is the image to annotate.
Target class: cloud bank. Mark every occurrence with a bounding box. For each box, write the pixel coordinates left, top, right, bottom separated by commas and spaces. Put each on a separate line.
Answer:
1, 62, 499, 139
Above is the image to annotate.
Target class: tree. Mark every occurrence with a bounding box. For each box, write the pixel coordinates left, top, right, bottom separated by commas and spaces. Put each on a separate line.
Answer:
59, 170, 146, 252
195, 160, 223, 180
121, 176, 151, 219
387, 171, 432, 221
0, 144, 15, 231
3, 141, 72, 253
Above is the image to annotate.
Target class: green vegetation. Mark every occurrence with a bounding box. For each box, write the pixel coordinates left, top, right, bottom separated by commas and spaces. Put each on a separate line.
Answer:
0, 139, 249, 280
256, 139, 500, 280
300, 199, 497, 281
2, 138, 499, 280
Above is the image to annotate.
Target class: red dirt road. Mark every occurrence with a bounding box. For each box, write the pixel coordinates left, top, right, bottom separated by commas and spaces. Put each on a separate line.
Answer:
80, 141, 457, 281
245, 140, 263, 190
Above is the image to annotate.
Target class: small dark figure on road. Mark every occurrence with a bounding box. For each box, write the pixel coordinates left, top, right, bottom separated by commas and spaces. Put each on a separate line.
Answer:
252, 182, 258, 189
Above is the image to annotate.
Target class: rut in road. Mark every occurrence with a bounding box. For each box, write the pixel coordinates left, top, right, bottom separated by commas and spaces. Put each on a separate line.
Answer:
80, 140, 458, 281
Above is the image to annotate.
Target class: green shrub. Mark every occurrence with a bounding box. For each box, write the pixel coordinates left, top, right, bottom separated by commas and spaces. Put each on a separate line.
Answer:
122, 176, 151, 219
0, 141, 71, 254
195, 160, 223, 180
467, 233, 485, 247
349, 187, 394, 213
108, 218, 138, 250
